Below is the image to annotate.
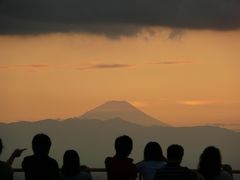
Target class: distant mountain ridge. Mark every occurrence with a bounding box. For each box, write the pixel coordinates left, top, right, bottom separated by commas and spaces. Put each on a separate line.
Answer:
0, 118, 239, 170
0, 100, 239, 170
80, 100, 169, 126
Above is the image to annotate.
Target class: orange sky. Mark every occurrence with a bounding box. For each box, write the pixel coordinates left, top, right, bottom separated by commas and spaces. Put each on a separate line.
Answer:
0, 29, 239, 129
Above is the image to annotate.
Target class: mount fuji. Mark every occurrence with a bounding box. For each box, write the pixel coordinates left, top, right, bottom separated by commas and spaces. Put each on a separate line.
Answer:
80, 100, 169, 126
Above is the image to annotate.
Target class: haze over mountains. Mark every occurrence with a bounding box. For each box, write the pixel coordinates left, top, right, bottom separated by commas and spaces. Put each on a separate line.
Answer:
0, 100, 239, 171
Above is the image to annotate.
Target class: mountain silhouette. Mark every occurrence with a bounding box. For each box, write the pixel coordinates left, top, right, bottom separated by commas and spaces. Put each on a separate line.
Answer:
0, 118, 239, 171
80, 100, 169, 126
0, 100, 239, 175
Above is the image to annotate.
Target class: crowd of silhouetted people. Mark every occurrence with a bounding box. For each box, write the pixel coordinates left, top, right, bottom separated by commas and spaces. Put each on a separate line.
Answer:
0, 134, 234, 180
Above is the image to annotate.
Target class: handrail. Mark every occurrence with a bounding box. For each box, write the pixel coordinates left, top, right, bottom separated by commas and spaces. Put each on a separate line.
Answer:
12, 168, 240, 174
12, 168, 240, 180
12, 168, 106, 172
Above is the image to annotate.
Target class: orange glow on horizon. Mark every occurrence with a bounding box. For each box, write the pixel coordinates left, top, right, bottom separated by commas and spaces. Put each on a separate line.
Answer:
0, 29, 239, 130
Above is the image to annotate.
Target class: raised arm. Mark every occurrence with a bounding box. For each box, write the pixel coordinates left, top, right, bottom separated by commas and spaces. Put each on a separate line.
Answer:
7, 148, 26, 166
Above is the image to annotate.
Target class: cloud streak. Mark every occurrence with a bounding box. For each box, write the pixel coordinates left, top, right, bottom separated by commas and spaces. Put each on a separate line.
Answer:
77, 63, 134, 70
78, 61, 193, 70
0, 61, 194, 72
0, 64, 49, 69
0, 65, 8, 69
179, 100, 222, 106
0, 0, 240, 37
15, 64, 49, 68
150, 61, 194, 65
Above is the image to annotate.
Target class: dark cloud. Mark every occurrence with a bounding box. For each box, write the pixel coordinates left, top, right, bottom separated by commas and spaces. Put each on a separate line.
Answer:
168, 29, 185, 40
0, 0, 240, 36
78, 63, 134, 70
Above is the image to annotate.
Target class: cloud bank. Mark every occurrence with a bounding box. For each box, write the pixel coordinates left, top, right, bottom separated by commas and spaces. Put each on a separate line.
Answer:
0, 0, 240, 37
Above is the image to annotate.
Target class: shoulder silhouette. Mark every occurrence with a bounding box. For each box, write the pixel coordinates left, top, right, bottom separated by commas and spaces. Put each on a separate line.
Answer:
198, 146, 232, 180
61, 149, 92, 180
144, 142, 166, 162
154, 144, 196, 180
137, 141, 167, 180
105, 135, 137, 180
22, 134, 59, 180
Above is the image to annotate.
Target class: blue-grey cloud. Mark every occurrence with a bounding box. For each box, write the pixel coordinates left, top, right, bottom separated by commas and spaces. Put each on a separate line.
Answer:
0, 0, 240, 37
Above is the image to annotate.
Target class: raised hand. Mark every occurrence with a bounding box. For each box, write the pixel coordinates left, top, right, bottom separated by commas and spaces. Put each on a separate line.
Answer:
11, 148, 27, 158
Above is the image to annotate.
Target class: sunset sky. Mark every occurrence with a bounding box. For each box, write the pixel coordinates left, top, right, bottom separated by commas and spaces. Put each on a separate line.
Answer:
0, 0, 240, 130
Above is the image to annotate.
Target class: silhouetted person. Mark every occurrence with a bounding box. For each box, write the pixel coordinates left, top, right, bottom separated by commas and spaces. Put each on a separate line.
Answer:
198, 146, 232, 180
154, 144, 197, 180
105, 135, 137, 180
22, 134, 59, 180
137, 142, 167, 180
0, 139, 13, 180
0, 138, 25, 180
61, 150, 92, 180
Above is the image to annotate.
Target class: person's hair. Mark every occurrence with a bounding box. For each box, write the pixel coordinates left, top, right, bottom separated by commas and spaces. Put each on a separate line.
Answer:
198, 146, 222, 178
144, 142, 166, 161
62, 150, 81, 177
115, 135, 133, 158
32, 134, 51, 156
167, 144, 184, 162
0, 138, 2, 154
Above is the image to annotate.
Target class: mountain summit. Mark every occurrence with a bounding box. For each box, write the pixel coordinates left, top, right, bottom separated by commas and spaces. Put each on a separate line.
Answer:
80, 100, 169, 126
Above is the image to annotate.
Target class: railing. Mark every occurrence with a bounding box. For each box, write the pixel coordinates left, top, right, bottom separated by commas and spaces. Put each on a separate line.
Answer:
13, 168, 240, 180
13, 168, 106, 172
13, 168, 240, 173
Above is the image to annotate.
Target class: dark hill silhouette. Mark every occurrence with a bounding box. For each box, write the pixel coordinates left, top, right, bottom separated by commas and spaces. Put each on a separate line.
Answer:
0, 118, 239, 171
80, 100, 169, 126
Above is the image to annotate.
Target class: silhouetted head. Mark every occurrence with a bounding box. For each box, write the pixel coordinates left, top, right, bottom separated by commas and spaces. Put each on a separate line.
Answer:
115, 135, 133, 158
198, 146, 222, 178
167, 144, 184, 165
32, 134, 51, 156
144, 142, 166, 161
62, 150, 81, 177
0, 138, 2, 155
